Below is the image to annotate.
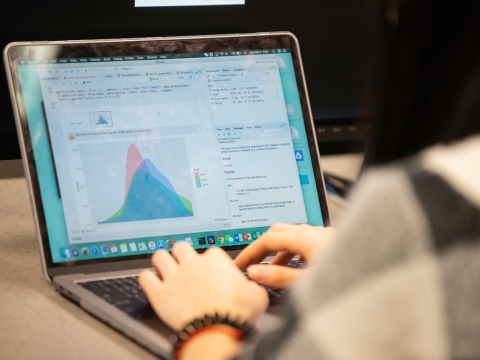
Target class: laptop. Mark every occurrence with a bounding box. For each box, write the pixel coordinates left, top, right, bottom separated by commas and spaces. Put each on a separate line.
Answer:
3, 32, 331, 358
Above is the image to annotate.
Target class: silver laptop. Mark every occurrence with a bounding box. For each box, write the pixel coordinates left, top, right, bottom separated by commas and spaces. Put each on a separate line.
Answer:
4, 32, 330, 358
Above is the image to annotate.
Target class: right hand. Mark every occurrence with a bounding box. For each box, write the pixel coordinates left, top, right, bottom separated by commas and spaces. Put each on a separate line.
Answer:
139, 243, 268, 331
234, 223, 335, 289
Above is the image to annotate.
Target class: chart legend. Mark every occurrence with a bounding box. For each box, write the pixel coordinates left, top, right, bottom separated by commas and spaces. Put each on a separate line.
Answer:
194, 172, 202, 188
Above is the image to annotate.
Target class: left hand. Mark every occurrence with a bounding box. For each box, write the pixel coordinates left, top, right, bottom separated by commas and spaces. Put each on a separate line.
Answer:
234, 223, 335, 288
139, 242, 269, 331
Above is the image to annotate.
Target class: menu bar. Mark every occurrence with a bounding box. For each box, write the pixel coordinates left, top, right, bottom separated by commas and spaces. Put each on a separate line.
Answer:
21, 49, 291, 65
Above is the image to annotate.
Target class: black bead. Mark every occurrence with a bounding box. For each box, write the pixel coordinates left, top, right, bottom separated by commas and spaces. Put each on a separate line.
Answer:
171, 313, 256, 358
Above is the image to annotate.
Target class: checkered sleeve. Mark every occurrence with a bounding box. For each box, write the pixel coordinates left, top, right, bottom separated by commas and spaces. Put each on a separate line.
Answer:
234, 136, 480, 360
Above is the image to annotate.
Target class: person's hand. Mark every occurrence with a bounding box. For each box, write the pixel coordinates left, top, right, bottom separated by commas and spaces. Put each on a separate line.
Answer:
138, 242, 269, 331
234, 223, 335, 289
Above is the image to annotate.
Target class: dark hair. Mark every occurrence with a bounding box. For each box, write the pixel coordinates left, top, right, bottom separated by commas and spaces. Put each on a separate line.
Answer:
367, 0, 480, 165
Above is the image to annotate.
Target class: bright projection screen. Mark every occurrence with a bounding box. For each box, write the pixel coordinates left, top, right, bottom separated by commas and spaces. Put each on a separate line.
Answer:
135, 0, 244, 6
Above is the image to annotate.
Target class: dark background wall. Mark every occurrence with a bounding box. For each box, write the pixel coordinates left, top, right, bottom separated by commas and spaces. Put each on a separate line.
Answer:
1, 0, 375, 159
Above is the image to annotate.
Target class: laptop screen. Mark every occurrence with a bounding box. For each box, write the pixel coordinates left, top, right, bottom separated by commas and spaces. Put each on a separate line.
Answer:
16, 48, 324, 263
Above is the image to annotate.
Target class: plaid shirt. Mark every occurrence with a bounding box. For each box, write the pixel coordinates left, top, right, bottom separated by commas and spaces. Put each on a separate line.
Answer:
236, 135, 480, 360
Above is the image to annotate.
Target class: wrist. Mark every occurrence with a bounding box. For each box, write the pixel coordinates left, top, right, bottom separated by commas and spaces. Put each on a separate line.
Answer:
177, 325, 243, 360
172, 313, 255, 360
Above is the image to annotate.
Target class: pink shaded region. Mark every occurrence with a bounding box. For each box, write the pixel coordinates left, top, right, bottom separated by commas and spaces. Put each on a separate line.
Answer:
125, 144, 144, 197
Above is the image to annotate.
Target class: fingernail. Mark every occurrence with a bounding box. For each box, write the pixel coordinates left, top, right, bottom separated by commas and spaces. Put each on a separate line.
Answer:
247, 265, 264, 279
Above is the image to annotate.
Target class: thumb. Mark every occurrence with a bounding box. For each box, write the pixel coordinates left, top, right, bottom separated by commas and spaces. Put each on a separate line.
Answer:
247, 264, 305, 289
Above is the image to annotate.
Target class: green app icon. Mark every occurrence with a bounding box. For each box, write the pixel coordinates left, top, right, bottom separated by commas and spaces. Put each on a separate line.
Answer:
252, 232, 258, 240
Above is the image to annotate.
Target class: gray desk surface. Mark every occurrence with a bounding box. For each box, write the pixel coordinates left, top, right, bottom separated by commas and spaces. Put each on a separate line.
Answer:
0, 154, 362, 359
0, 178, 158, 360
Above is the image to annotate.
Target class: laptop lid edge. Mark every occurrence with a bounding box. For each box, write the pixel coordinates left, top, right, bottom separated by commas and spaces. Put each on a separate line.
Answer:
4, 43, 52, 282
287, 33, 332, 227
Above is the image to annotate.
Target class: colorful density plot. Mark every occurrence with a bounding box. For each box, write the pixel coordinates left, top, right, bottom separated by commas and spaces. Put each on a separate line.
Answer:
89, 111, 112, 128
99, 144, 193, 224
96, 115, 109, 125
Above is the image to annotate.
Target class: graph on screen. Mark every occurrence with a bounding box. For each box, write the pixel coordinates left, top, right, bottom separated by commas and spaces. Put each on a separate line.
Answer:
100, 144, 193, 223
96, 115, 109, 125
79, 138, 194, 225
89, 111, 113, 128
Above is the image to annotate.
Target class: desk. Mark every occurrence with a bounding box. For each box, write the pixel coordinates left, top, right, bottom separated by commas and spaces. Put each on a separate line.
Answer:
0, 154, 362, 359
0, 178, 158, 360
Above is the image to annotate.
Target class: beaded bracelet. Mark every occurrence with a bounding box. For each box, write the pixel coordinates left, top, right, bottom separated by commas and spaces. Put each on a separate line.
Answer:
171, 313, 255, 359
173, 325, 243, 360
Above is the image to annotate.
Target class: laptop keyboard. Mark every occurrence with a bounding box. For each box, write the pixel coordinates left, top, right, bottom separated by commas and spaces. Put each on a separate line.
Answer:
79, 259, 306, 320
79, 276, 156, 319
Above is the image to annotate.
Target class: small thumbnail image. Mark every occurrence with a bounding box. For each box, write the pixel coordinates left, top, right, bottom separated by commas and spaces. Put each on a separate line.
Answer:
90, 111, 113, 128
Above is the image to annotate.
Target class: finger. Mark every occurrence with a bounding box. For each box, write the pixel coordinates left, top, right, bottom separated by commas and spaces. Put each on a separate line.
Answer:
172, 241, 197, 264
234, 231, 314, 269
138, 269, 163, 302
234, 243, 271, 270
234, 232, 296, 268
270, 250, 296, 266
247, 264, 305, 288
151, 250, 178, 279
234, 224, 300, 268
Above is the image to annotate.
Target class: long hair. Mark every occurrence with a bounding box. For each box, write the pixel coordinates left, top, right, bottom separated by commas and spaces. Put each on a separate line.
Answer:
367, 0, 480, 165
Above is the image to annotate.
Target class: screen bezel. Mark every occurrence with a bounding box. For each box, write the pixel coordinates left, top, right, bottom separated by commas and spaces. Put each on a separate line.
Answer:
4, 33, 331, 278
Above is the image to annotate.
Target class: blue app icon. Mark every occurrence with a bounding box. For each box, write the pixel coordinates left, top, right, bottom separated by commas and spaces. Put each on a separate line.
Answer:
90, 246, 99, 256
60, 249, 70, 259
295, 150, 304, 162
299, 175, 309, 185
157, 240, 166, 249
234, 233, 242, 242
101, 245, 109, 255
